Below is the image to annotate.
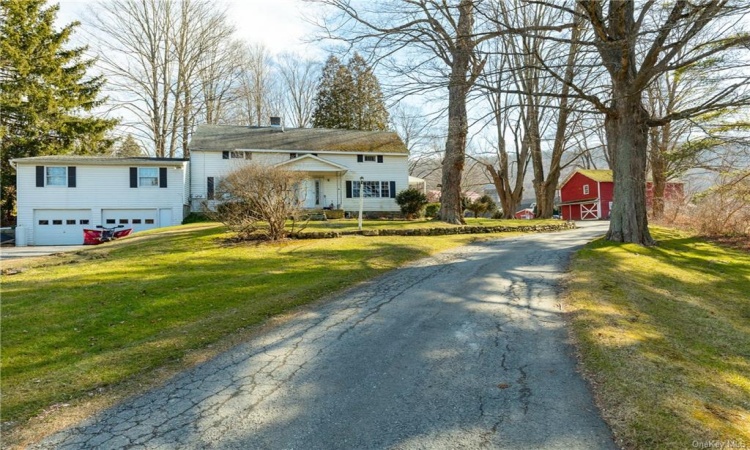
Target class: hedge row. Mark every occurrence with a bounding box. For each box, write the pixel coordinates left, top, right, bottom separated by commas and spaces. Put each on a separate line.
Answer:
290, 222, 576, 239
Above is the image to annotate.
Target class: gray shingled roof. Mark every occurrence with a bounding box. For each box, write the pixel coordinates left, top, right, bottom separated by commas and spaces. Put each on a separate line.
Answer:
11, 156, 187, 166
190, 125, 408, 154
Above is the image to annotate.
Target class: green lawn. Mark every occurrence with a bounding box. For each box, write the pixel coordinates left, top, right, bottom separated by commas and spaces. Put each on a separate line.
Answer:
565, 227, 750, 449
1, 220, 552, 434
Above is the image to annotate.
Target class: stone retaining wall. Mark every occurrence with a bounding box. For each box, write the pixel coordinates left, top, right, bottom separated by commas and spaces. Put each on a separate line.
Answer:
290, 222, 576, 239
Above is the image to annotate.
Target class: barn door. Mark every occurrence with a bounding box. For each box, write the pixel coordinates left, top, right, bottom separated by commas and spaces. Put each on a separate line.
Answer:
581, 203, 599, 220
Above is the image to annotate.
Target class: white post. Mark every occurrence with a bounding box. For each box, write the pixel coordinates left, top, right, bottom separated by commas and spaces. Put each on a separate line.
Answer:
358, 176, 364, 231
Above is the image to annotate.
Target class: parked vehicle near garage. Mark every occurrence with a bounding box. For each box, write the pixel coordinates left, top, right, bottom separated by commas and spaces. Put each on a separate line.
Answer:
83, 225, 132, 245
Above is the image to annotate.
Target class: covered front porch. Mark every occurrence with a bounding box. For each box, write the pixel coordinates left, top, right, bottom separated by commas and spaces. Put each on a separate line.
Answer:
275, 155, 349, 210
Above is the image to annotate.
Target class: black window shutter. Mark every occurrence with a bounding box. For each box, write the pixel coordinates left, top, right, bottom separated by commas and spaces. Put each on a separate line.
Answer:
36, 166, 44, 187
159, 167, 167, 188
130, 167, 138, 188
207, 177, 214, 200
390, 181, 396, 198
377, 155, 383, 163
346, 180, 352, 198
357, 154, 363, 163
67, 167, 76, 187
222, 151, 229, 159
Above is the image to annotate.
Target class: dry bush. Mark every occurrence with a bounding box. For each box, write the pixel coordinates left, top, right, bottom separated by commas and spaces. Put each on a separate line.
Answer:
690, 171, 750, 236
206, 165, 307, 241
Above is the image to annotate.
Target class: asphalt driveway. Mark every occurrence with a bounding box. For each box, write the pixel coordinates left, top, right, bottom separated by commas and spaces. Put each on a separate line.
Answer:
33, 223, 616, 449
0, 245, 87, 260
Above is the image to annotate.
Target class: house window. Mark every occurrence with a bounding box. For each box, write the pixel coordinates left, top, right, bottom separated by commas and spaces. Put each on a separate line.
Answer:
230, 151, 251, 159
80, 219, 90, 225
583, 184, 590, 195
132, 219, 142, 224
66, 219, 76, 225
380, 181, 390, 198
106, 219, 116, 224
38, 220, 49, 225
207, 177, 215, 200
139, 167, 159, 186
145, 219, 155, 224
353, 181, 387, 198
46, 167, 67, 186
357, 154, 383, 163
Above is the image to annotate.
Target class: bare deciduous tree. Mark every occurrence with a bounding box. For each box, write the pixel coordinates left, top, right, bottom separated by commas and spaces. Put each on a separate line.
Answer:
234, 43, 277, 127
570, 0, 750, 244
88, 0, 235, 157
312, 0, 567, 224
276, 53, 320, 128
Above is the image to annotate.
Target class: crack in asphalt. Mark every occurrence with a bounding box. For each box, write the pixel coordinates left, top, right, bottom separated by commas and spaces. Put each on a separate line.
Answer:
31, 224, 616, 450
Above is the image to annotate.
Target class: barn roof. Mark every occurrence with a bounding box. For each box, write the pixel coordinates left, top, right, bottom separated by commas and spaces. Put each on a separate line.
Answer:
576, 169, 613, 182
190, 125, 408, 154
559, 169, 613, 188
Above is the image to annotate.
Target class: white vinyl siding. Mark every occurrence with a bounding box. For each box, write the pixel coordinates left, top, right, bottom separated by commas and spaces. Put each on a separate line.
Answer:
15, 162, 187, 245
190, 150, 408, 212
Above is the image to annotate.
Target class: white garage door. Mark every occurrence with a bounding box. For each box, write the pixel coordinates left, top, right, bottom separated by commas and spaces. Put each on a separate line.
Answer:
101, 209, 159, 233
34, 209, 92, 245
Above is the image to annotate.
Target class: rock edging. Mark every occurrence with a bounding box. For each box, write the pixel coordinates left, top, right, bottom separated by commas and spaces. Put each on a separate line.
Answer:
290, 222, 576, 239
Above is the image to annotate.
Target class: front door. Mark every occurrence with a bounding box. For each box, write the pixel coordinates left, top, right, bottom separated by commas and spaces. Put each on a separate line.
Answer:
305, 179, 321, 208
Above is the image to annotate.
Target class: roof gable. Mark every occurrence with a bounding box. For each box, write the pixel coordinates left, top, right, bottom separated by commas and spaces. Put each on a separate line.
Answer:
190, 125, 408, 154
274, 154, 349, 172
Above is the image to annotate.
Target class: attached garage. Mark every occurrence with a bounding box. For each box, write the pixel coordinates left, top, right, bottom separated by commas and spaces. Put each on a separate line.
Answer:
33, 209, 92, 245
101, 209, 160, 233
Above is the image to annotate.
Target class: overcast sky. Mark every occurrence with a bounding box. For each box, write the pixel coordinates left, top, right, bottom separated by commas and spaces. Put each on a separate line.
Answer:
56, 0, 324, 56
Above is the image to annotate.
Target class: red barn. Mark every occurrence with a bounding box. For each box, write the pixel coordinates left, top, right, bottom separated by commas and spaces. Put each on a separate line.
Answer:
558, 169, 683, 220
514, 208, 535, 219
559, 170, 613, 220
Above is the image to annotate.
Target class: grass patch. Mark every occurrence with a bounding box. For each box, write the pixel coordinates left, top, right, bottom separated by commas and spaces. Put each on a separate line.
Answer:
565, 227, 750, 449
1, 220, 548, 433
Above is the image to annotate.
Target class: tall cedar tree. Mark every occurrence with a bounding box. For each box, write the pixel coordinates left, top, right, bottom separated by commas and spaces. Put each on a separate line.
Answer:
312, 53, 388, 130
0, 0, 116, 221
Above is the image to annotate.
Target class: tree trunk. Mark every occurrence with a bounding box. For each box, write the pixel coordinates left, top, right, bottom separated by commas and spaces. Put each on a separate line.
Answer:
649, 124, 669, 219
487, 164, 522, 219
439, 0, 474, 225
439, 83, 468, 224
605, 92, 654, 245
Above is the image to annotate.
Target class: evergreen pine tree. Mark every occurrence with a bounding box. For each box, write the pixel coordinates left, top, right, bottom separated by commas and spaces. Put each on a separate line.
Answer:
114, 134, 144, 157
312, 53, 388, 131
0, 0, 116, 220
347, 53, 389, 131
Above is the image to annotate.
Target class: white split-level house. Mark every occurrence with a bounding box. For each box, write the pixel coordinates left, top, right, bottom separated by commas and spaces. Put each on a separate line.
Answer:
11, 156, 189, 245
11, 122, 411, 245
